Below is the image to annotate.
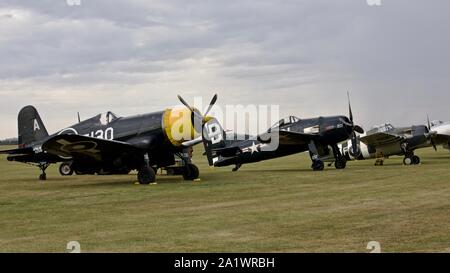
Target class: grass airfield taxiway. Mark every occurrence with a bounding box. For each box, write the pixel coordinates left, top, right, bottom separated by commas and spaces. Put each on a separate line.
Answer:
0, 146, 449, 253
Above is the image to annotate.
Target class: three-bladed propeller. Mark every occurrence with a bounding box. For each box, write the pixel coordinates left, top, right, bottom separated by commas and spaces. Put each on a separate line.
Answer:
340, 92, 365, 157
427, 115, 438, 151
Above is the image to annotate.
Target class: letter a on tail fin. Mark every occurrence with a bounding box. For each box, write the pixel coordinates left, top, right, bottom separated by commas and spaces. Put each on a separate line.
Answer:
18, 105, 49, 147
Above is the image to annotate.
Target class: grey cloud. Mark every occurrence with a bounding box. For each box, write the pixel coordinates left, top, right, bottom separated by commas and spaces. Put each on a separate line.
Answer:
0, 0, 450, 138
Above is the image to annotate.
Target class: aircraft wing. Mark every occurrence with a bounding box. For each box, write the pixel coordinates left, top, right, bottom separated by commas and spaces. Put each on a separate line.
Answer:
275, 130, 319, 145
359, 132, 404, 147
42, 134, 143, 161
433, 134, 450, 145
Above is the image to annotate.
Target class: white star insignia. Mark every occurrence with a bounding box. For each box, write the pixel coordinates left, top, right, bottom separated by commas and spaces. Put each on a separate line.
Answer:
249, 142, 259, 154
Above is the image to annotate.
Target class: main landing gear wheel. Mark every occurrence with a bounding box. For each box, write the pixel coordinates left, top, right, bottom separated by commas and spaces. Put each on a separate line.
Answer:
335, 158, 347, 170
183, 163, 200, 180
403, 156, 420, 166
311, 160, 325, 171
137, 165, 156, 185
59, 163, 74, 176
403, 157, 412, 165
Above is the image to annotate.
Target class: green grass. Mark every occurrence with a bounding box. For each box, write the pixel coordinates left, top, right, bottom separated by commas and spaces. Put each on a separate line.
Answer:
0, 145, 450, 253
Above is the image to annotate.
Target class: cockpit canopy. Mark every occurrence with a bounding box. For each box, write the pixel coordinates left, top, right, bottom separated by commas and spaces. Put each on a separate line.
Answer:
431, 120, 444, 127
271, 116, 301, 129
99, 111, 119, 125
372, 123, 394, 132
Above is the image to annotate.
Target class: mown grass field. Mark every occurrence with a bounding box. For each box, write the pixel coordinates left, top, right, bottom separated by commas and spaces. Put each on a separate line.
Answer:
0, 145, 449, 253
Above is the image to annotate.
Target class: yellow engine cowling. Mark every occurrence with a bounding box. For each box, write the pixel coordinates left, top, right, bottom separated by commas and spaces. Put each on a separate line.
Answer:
162, 106, 202, 147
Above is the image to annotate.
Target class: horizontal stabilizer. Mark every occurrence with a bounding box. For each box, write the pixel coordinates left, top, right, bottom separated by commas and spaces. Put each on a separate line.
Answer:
0, 147, 34, 155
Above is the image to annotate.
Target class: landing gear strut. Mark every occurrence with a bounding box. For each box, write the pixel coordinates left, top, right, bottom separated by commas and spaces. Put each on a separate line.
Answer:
309, 141, 325, 171
38, 163, 50, 181
402, 143, 420, 165
137, 153, 156, 184
174, 148, 200, 181
332, 144, 347, 170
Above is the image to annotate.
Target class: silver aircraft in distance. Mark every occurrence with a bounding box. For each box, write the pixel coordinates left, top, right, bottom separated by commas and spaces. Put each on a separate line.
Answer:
339, 117, 450, 166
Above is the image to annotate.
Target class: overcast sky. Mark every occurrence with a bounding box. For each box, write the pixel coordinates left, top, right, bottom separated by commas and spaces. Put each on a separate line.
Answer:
0, 0, 449, 138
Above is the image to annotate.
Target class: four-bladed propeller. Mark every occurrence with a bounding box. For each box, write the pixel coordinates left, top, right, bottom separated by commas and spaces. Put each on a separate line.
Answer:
177, 93, 218, 127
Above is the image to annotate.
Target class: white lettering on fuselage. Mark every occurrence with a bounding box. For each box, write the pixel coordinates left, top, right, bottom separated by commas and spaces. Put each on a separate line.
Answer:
206, 122, 224, 144
84, 127, 114, 140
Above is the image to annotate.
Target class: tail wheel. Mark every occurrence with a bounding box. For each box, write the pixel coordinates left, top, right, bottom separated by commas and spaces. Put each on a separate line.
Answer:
59, 162, 74, 176
137, 165, 156, 185
183, 164, 200, 180
311, 160, 325, 171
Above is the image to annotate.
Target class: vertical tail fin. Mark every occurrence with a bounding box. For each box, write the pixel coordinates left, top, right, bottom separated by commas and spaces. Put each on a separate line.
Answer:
18, 106, 49, 147
202, 118, 226, 166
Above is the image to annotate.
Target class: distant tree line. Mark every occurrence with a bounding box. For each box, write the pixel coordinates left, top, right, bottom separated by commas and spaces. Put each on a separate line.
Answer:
0, 138, 18, 145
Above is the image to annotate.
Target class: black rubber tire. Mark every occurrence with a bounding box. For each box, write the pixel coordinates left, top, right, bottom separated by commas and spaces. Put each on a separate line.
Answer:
312, 161, 325, 171
59, 163, 74, 176
39, 173, 47, 181
183, 164, 200, 180
138, 165, 156, 185
335, 158, 347, 169
412, 155, 421, 165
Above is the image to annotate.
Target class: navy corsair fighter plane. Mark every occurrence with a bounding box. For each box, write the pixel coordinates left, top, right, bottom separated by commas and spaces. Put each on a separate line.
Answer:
202, 95, 364, 171
0, 95, 218, 184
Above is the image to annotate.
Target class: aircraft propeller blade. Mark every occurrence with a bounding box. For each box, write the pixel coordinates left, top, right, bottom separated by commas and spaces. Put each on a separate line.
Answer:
177, 94, 204, 120
350, 131, 359, 157
177, 95, 193, 111
347, 91, 353, 123
346, 92, 365, 157
204, 94, 218, 116
427, 114, 438, 151
177, 94, 218, 122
